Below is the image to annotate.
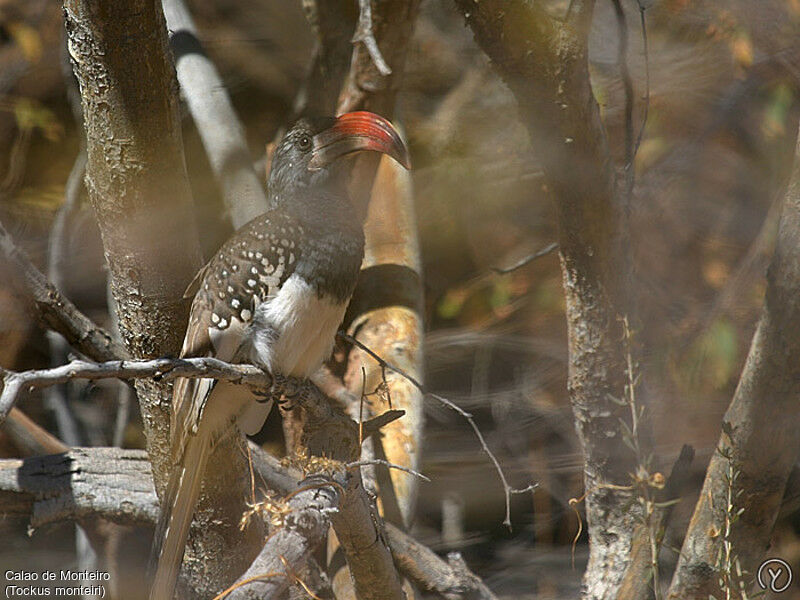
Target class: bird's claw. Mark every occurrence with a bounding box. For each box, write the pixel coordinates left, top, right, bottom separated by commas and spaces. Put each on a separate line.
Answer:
272, 374, 305, 411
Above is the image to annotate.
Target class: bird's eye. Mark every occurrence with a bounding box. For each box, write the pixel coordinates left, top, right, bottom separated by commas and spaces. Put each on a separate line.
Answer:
298, 135, 312, 151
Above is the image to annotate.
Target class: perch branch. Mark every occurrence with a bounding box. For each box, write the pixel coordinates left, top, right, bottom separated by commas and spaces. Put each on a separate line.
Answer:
0, 357, 274, 423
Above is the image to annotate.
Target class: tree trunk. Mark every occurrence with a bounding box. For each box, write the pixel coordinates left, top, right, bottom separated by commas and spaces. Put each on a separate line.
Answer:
63, 1, 262, 595
667, 124, 800, 600
452, 2, 642, 598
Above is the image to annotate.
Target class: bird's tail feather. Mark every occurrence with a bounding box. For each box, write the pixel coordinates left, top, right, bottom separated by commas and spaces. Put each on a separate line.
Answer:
148, 431, 211, 600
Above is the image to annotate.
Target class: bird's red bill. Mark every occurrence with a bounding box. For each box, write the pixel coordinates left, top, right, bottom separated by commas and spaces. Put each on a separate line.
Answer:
310, 111, 411, 170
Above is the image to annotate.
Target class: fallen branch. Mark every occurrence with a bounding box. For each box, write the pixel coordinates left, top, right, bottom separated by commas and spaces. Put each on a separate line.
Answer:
0, 446, 496, 599
0, 447, 159, 528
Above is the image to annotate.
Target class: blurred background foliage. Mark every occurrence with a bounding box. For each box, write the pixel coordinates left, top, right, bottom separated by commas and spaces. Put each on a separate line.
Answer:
1, 0, 800, 597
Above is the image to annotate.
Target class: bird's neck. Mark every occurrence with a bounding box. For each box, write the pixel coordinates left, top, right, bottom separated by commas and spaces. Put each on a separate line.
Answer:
280, 187, 359, 234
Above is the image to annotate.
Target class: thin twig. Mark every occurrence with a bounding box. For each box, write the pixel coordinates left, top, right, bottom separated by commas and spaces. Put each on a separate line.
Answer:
338, 331, 536, 528
347, 459, 431, 482
353, 0, 392, 76
492, 242, 558, 274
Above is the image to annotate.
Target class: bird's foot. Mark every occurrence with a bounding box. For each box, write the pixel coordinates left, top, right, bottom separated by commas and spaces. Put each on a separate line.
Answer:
272, 374, 306, 410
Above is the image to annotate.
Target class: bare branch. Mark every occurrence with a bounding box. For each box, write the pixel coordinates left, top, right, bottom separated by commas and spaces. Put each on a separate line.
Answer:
0, 447, 159, 528
353, 0, 391, 77
225, 474, 340, 600
1, 354, 408, 597
2, 408, 69, 456
162, 0, 268, 228
330, 467, 406, 600
293, 0, 357, 119
0, 217, 126, 362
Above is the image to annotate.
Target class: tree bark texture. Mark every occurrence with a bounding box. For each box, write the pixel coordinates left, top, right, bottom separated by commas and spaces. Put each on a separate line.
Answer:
453, 2, 639, 598
667, 127, 800, 599
62, 1, 261, 595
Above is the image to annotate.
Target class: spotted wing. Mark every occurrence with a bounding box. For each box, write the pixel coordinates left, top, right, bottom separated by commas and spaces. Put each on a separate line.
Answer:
171, 211, 303, 455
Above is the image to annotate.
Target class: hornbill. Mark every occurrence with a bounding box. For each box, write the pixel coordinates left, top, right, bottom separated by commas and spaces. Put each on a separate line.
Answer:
149, 111, 410, 599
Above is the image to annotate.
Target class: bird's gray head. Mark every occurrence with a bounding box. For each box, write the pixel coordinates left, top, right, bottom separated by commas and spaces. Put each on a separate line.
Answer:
267, 111, 410, 208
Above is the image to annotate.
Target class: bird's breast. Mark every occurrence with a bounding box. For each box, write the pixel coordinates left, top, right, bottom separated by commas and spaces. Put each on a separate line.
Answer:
247, 274, 348, 378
